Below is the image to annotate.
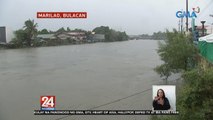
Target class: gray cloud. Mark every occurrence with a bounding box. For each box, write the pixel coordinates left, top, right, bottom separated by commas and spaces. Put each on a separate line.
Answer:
0, 0, 212, 35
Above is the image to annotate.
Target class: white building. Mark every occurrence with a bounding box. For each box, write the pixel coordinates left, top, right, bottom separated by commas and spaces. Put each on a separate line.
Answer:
0, 26, 14, 44
206, 25, 213, 35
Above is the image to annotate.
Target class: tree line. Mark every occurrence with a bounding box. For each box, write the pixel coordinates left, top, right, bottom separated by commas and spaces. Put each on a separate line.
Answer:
4, 19, 128, 49
93, 26, 128, 42
129, 31, 167, 40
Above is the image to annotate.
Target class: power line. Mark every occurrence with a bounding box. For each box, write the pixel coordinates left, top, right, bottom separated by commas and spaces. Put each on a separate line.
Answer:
186, 0, 201, 32
198, 0, 213, 18
186, 0, 213, 29
55, 88, 152, 120
186, 0, 189, 32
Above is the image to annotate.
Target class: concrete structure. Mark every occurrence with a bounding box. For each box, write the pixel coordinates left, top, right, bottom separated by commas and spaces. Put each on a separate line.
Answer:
92, 34, 105, 42
36, 32, 104, 43
206, 25, 213, 35
196, 26, 208, 36
37, 34, 56, 40
0, 26, 14, 44
88, 34, 105, 42
56, 32, 87, 41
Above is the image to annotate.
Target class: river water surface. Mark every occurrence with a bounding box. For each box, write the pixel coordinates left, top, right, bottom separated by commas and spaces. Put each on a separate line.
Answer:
0, 40, 163, 120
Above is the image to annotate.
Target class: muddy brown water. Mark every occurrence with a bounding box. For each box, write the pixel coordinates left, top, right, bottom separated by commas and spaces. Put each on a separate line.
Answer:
0, 40, 164, 120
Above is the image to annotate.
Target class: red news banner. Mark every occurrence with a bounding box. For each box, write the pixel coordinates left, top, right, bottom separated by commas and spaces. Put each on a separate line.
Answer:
37, 12, 87, 18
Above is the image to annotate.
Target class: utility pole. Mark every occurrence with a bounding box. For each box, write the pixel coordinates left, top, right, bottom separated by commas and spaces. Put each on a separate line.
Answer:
210, 15, 213, 34
178, 20, 181, 32
181, 17, 183, 33
186, 0, 189, 32
201, 21, 206, 36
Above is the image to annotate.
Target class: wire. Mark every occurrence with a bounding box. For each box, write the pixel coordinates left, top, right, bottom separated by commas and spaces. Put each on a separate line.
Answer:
191, 0, 200, 7
54, 88, 152, 120
198, 0, 213, 18
182, 0, 213, 30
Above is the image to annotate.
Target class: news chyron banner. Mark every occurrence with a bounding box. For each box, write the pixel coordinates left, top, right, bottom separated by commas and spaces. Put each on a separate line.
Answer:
34, 96, 179, 115
37, 12, 87, 18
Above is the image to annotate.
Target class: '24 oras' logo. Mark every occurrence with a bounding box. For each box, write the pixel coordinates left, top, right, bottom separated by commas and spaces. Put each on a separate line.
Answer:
176, 7, 200, 18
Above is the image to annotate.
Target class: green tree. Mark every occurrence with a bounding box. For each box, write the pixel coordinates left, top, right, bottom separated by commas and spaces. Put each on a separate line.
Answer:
23, 19, 38, 46
93, 26, 110, 41
93, 26, 128, 42
152, 30, 213, 120
38, 29, 49, 34
93, 26, 110, 34
154, 29, 197, 80
9, 29, 28, 48
152, 67, 213, 120
67, 27, 71, 32
140, 34, 151, 39
118, 31, 128, 41
152, 31, 167, 40
177, 67, 213, 120
57, 27, 66, 33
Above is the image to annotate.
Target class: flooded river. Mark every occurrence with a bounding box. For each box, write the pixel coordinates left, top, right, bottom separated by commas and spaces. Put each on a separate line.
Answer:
0, 40, 163, 120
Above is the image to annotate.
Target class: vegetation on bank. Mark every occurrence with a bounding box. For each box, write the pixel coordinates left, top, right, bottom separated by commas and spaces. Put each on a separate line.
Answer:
141, 31, 166, 40
1, 19, 129, 49
92, 26, 128, 42
154, 30, 197, 80
7, 19, 38, 48
153, 29, 213, 120
129, 31, 167, 40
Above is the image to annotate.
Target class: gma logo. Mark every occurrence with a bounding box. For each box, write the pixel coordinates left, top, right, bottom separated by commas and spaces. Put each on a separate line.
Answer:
176, 11, 197, 18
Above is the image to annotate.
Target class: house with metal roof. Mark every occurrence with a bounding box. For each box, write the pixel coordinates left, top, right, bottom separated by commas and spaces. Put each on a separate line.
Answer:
55, 32, 87, 41
37, 34, 56, 40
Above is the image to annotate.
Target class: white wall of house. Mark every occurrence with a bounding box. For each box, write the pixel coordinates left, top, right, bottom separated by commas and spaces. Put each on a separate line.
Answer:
207, 26, 213, 34
0, 26, 15, 43
6, 27, 14, 43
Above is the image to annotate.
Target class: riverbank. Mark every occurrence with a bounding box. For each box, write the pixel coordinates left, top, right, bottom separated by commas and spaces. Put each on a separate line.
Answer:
152, 30, 213, 120
0, 39, 129, 50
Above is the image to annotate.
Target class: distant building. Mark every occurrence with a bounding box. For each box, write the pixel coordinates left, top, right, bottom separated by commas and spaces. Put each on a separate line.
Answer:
56, 32, 87, 41
0, 26, 14, 44
88, 34, 105, 42
92, 34, 105, 42
206, 26, 213, 35
196, 26, 208, 36
36, 32, 105, 43
0, 27, 6, 43
37, 34, 56, 41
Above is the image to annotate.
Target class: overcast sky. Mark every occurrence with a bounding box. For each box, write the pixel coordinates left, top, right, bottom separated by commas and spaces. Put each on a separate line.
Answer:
0, 0, 212, 35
